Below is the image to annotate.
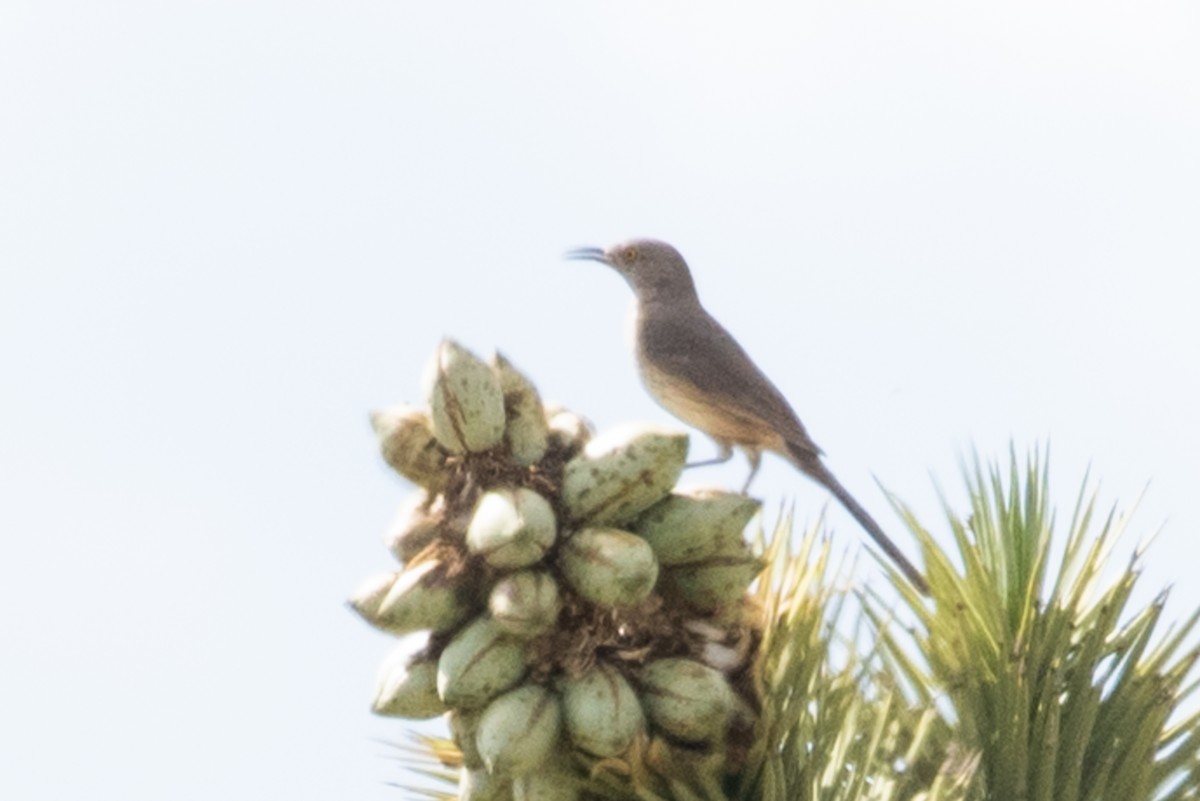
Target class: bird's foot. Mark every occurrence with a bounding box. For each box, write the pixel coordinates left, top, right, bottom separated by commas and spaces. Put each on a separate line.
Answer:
686, 441, 735, 470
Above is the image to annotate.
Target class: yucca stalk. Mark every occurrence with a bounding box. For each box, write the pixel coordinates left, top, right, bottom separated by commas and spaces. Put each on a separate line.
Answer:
356, 343, 1200, 801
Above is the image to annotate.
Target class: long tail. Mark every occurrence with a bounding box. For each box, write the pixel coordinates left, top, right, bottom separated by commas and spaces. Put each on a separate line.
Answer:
786, 445, 930, 595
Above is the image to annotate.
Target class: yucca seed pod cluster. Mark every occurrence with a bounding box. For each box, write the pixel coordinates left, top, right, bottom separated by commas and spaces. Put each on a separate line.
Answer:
352, 339, 767, 800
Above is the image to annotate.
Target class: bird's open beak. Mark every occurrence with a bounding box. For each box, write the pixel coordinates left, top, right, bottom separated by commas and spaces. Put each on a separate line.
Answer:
564, 246, 609, 264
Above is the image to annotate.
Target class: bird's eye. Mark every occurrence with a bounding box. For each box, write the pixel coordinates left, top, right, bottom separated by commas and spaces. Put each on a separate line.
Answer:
623, 246, 639, 262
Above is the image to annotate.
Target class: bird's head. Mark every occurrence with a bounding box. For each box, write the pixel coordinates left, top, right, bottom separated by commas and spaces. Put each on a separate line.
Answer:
566, 238, 698, 301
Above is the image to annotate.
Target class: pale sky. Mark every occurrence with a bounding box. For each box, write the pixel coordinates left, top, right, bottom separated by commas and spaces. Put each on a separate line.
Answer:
2, 2, 1198, 799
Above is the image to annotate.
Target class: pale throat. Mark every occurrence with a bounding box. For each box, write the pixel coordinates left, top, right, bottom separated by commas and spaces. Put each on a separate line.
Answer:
624, 299, 640, 353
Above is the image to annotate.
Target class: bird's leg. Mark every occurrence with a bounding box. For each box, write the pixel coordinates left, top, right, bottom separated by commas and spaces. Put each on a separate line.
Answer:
740, 448, 763, 494
686, 439, 734, 469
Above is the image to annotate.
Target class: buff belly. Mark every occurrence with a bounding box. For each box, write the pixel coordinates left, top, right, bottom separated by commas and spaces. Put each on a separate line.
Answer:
637, 358, 784, 451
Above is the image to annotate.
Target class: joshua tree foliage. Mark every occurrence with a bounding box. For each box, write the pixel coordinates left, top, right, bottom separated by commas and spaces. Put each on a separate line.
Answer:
736, 449, 1200, 801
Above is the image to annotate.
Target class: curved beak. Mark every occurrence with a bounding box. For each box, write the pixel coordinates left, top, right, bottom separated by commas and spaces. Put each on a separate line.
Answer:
564, 246, 609, 264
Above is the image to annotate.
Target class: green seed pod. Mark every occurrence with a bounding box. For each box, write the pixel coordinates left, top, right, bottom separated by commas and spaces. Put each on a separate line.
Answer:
560, 527, 659, 608
369, 404, 449, 490
347, 571, 397, 622
560, 663, 645, 757
371, 645, 444, 719
489, 571, 561, 638
476, 684, 562, 777
660, 552, 764, 611
544, 404, 592, 458
634, 489, 760, 566
684, 619, 753, 673
512, 758, 582, 801
449, 709, 485, 769
638, 658, 735, 744
640, 737, 728, 796
384, 490, 445, 563
356, 560, 470, 635
560, 423, 688, 525
437, 618, 528, 710
466, 488, 557, 570
457, 766, 507, 801
423, 339, 506, 454
493, 353, 549, 466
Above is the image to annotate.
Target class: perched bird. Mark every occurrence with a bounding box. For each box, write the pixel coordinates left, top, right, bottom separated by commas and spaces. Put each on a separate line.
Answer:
567, 238, 930, 595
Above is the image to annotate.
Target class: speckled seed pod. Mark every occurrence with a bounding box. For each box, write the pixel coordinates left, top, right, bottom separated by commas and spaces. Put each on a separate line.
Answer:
544, 404, 593, 458
437, 617, 528, 710
560, 423, 688, 525
383, 490, 445, 563
492, 352, 550, 466
353, 560, 470, 635
559, 527, 659, 608
661, 553, 765, 611
423, 339, 507, 454
685, 619, 754, 674
369, 404, 449, 490
449, 709, 486, 769
638, 658, 736, 744
457, 767, 507, 801
560, 663, 646, 757
512, 756, 583, 801
635, 489, 760, 565
371, 645, 445, 719
475, 684, 562, 777
347, 571, 398, 622
466, 488, 557, 570
488, 571, 562, 638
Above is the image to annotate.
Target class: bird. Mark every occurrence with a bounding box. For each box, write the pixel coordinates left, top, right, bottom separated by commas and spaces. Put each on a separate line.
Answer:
566, 238, 930, 595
